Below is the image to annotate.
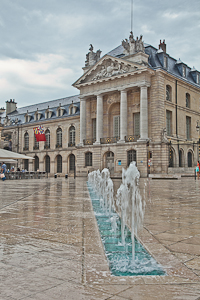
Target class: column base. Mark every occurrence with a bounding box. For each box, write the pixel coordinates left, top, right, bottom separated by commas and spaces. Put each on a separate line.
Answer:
94, 141, 101, 145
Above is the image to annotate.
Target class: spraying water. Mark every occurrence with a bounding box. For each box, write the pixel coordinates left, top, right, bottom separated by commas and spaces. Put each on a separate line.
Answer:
88, 162, 145, 261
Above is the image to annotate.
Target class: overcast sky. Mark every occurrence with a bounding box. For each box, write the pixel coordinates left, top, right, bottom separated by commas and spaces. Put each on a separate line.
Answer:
0, 0, 200, 108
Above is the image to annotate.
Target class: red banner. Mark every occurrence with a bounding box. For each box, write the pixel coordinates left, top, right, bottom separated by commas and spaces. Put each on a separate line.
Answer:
33, 126, 46, 142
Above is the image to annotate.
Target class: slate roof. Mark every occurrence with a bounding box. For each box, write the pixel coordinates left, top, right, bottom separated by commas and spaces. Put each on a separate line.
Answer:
1, 95, 80, 127
1, 40, 200, 128
107, 43, 200, 89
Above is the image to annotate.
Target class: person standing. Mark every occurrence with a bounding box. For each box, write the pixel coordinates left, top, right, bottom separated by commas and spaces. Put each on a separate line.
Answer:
2, 162, 7, 174
1, 162, 6, 181
197, 161, 200, 180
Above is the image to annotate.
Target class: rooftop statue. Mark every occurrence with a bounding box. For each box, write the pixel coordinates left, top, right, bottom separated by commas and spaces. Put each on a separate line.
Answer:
122, 32, 145, 55
85, 44, 101, 67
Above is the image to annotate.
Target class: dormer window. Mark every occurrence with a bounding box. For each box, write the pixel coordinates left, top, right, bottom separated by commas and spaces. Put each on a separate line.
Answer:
69, 104, 77, 115
34, 110, 41, 121
24, 111, 31, 123
45, 107, 53, 119
47, 111, 49, 119
183, 66, 186, 77
197, 73, 199, 84
164, 56, 168, 69
57, 104, 64, 117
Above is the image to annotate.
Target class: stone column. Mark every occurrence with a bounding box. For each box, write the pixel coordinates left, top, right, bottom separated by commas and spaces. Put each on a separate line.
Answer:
119, 90, 127, 142
79, 97, 86, 145
140, 86, 148, 140
95, 94, 103, 144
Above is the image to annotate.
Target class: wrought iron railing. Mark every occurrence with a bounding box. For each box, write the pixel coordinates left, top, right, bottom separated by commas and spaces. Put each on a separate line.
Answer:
125, 135, 140, 142
23, 147, 29, 151
33, 145, 39, 150
100, 136, 120, 144
56, 143, 62, 148
68, 142, 76, 147
44, 145, 50, 149
83, 138, 96, 145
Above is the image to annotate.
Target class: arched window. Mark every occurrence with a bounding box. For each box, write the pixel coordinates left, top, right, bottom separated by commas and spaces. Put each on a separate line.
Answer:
166, 85, 172, 101
24, 132, 29, 150
169, 146, 175, 167
56, 128, 62, 148
179, 149, 184, 167
45, 129, 50, 149
127, 150, 136, 166
34, 156, 39, 171
57, 155, 62, 173
69, 154, 75, 171
34, 135, 39, 150
85, 152, 92, 166
69, 126, 75, 147
187, 151, 193, 167
45, 155, 50, 173
186, 93, 190, 108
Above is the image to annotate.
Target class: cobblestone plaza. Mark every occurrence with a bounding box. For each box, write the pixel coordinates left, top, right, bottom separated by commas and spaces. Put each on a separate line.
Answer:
0, 177, 200, 299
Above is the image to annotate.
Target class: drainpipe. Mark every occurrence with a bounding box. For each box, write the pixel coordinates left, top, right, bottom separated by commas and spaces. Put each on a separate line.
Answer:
175, 80, 178, 137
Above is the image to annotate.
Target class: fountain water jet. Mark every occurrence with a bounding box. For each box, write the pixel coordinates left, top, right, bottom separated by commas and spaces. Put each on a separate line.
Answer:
88, 162, 145, 261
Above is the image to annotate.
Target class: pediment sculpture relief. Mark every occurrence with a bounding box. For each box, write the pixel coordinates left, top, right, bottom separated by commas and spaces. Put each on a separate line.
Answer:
122, 32, 145, 55
89, 60, 138, 82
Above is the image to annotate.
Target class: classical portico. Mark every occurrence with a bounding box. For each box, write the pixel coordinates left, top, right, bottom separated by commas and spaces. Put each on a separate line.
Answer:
77, 83, 150, 146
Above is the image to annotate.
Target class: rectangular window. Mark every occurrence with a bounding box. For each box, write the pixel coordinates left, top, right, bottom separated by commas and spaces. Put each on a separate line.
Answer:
113, 116, 120, 137
186, 116, 191, 140
85, 152, 92, 166
92, 118, 96, 139
133, 113, 140, 136
166, 110, 172, 136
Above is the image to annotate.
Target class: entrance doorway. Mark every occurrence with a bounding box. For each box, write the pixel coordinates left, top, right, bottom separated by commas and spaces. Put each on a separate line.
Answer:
106, 151, 114, 175
69, 154, 75, 172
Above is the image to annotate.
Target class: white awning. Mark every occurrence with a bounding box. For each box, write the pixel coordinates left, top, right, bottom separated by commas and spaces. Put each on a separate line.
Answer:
0, 149, 34, 160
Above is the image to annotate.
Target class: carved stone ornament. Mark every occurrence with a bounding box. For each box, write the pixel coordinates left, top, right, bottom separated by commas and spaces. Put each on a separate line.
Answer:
162, 128, 168, 143
122, 32, 145, 55
90, 60, 138, 81
85, 44, 101, 67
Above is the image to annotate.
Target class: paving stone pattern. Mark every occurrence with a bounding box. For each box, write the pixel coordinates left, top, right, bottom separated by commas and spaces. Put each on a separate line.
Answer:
0, 177, 200, 299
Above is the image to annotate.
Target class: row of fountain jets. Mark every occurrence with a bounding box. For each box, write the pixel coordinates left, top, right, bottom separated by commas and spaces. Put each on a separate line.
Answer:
88, 162, 145, 260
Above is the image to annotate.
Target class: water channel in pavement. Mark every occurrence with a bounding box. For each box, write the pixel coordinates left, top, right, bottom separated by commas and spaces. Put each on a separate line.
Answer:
88, 163, 165, 276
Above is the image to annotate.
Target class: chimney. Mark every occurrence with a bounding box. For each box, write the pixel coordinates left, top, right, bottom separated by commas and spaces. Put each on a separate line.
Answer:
6, 99, 17, 115
159, 39, 166, 53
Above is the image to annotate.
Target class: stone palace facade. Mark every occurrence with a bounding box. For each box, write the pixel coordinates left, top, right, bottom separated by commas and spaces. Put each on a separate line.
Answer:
1, 33, 200, 177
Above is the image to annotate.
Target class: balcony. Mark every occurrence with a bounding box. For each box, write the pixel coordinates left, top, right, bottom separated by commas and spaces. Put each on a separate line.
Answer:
83, 138, 96, 145
33, 145, 39, 150
44, 144, 50, 149
23, 147, 29, 151
56, 143, 62, 148
125, 135, 140, 142
68, 142, 76, 147
100, 136, 120, 144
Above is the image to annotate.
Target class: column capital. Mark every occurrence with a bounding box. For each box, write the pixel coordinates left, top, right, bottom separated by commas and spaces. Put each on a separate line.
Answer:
79, 95, 87, 100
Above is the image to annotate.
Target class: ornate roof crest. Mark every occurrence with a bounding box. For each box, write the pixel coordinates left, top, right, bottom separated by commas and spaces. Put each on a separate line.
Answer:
122, 32, 145, 55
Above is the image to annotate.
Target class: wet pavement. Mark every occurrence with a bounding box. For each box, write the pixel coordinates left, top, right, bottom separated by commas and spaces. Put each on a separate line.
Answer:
0, 177, 200, 300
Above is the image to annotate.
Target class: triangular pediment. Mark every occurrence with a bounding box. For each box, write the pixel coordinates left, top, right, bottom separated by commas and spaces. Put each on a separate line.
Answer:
73, 55, 147, 87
